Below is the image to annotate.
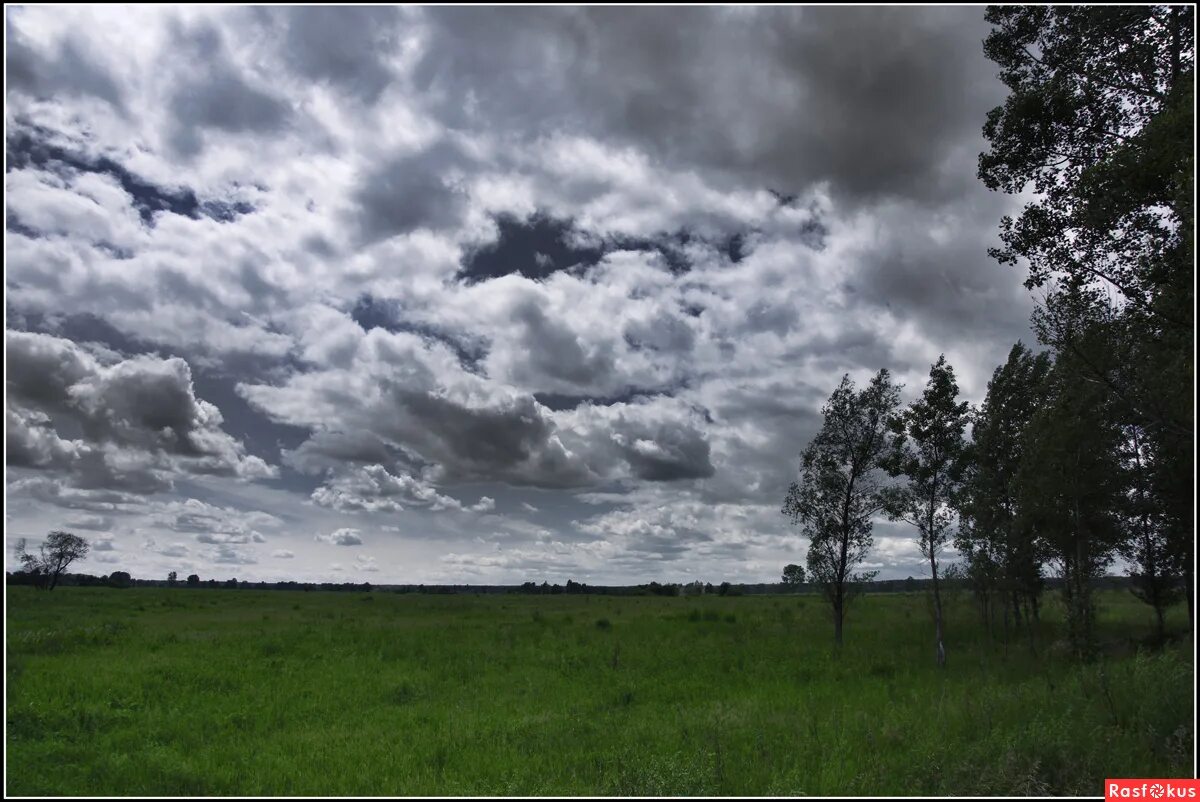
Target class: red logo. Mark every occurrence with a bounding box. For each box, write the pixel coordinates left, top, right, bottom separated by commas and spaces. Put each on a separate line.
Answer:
1107, 780, 1200, 800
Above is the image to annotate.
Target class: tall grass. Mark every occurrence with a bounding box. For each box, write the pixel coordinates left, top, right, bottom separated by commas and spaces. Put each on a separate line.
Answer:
5, 587, 1192, 795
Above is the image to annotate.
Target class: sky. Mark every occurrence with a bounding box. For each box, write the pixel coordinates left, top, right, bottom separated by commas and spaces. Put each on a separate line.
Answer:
4, 6, 1040, 586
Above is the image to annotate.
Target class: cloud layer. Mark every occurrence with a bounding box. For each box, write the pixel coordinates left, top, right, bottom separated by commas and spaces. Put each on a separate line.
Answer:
5, 6, 1034, 584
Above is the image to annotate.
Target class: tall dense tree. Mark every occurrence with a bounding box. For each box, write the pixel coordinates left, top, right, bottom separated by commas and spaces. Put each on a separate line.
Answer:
782, 370, 900, 647
980, 6, 1194, 323
979, 6, 1195, 630
882, 356, 970, 667
955, 342, 1054, 645
1015, 332, 1126, 659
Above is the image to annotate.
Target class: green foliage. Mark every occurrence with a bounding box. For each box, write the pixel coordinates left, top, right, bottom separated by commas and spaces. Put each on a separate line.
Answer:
1015, 341, 1126, 658
782, 370, 899, 644
5, 587, 1191, 795
882, 355, 970, 665
781, 564, 806, 586
956, 342, 1054, 636
979, 5, 1195, 630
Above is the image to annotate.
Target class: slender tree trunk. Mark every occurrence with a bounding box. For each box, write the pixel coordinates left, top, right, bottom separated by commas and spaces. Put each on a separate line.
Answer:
930, 551, 946, 667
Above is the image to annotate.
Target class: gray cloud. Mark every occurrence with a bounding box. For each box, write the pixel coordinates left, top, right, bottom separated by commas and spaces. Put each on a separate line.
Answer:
352, 141, 471, 243
5, 16, 126, 111
316, 528, 363, 546
270, 6, 402, 103
165, 21, 292, 156
6, 331, 277, 493
3, 7, 1037, 584
413, 7, 1002, 206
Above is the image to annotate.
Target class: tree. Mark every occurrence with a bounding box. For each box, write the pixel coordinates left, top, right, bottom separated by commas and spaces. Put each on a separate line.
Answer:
1015, 335, 1126, 659
108, 571, 132, 588
1117, 422, 1184, 644
781, 563, 806, 589
882, 356, 970, 667
782, 370, 900, 647
167, 570, 178, 587
14, 531, 90, 591
979, 6, 1195, 629
955, 342, 1053, 645
186, 574, 200, 587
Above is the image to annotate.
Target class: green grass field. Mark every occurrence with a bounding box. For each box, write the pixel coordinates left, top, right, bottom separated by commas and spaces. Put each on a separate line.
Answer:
5, 586, 1193, 796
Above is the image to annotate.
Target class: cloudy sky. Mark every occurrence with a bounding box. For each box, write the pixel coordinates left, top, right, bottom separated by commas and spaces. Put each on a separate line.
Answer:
5, 6, 1038, 585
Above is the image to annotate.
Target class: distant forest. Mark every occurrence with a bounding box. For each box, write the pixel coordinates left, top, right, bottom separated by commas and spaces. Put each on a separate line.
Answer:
4, 569, 1147, 598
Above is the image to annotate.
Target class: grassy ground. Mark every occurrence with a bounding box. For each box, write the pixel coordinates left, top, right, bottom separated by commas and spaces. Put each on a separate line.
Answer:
5, 586, 1193, 796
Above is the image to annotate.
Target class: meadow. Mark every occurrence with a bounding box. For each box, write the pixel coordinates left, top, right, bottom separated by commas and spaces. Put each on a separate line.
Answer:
5, 586, 1193, 796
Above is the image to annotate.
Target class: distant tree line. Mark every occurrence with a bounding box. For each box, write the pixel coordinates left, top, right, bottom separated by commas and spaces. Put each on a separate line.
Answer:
783, 6, 1194, 663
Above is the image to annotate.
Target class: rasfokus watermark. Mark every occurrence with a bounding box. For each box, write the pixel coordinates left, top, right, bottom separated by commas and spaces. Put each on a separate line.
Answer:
1107, 780, 1200, 800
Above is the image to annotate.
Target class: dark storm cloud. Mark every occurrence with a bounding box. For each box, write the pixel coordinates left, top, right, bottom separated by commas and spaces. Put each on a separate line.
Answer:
618, 421, 715, 482
413, 6, 1003, 206
394, 389, 595, 487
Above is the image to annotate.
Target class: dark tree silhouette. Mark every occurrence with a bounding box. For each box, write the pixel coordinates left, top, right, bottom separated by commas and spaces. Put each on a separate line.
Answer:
955, 342, 1053, 646
14, 532, 90, 591
979, 5, 1195, 629
882, 355, 970, 667
781, 564, 806, 588
782, 370, 899, 647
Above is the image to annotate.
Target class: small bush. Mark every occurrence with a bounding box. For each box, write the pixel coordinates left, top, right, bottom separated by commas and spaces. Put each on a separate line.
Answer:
595, 618, 613, 631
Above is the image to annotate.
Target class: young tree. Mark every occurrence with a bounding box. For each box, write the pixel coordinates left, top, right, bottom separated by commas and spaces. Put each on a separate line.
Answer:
167, 570, 178, 587
782, 370, 900, 647
882, 356, 970, 667
955, 343, 1054, 646
1117, 423, 1184, 644
781, 563, 806, 589
14, 531, 90, 591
